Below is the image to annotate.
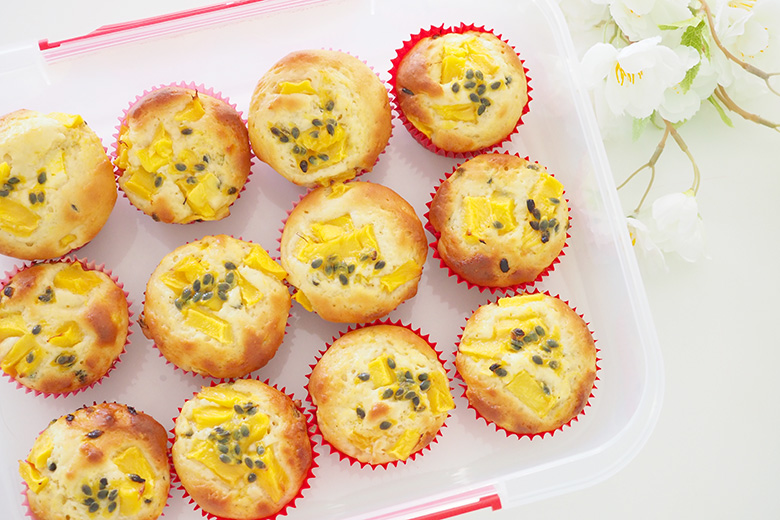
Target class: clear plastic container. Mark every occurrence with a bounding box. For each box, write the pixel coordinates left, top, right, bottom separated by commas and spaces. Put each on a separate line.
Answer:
0, 1, 663, 518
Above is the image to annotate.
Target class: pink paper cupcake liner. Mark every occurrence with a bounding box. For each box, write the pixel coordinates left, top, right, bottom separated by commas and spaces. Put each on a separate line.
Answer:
389, 23, 533, 158
140, 234, 291, 380
0, 257, 133, 399
304, 318, 453, 469
111, 81, 255, 224
454, 289, 600, 440
423, 152, 571, 294
168, 377, 319, 520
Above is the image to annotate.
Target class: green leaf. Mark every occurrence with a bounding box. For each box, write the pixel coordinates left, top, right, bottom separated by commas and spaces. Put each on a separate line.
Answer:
632, 116, 651, 141
657, 17, 699, 30
680, 63, 701, 93
681, 20, 711, 58
708, 96, 734, 127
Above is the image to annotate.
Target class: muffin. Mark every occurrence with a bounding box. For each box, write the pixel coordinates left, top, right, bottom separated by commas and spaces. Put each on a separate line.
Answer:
428, 153, 568, 289
114, 85, 251, 224
141, 235, 290, 379
392, 26, 529, 154
19, 402, 170, 520
0, 109, 117, 260
456, 293, 597, 435
172, 380, 313, 519
248, 49, 392, 187
280, 181, 427, 323
0, 260, 130, 395
308, 324, 454, 465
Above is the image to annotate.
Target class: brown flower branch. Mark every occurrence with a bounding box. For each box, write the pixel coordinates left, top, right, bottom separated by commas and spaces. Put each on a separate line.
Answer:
699, 0, 780, 97
618, 121, 702, 213
714, 86, 780, 132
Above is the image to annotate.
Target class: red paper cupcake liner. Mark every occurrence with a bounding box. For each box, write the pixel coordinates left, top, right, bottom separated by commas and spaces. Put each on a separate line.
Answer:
388, 23, 533, 158
453, 289, 600, 440
140, 234, 291, 380
423, 152, 571, 294
0, 257, 133, 399
20, 401, 173, 519
111, 81, 255, 224
168, 377, 319, 520
304, 318, 453, 469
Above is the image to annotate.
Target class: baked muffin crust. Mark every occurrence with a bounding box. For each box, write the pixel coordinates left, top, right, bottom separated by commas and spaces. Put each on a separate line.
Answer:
456, 293, 597, 434
280, 182, 427, 323
0, 109, 117, 259
248, 50, 392, 187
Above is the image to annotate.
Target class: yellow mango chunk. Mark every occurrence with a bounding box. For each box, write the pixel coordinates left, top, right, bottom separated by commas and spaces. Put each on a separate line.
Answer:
367, 356, 396, 389
243, 412, 271, 446
18, 460, 48, 493
174, 94, 206, 122
46, 150, 66, 177
388, 429, 420, 460
292, 290, 313, 312
0, 162, 10, 181
326, 182, 352, 198
200, 385, 250, 407
187, 440, 245, 484
123, 170, 157, 200
49, 112, 84, 128
278, 80, 317, 95
458, 340, 502, 359
137, 124, 173, 173
162, 256, 206, 293
0, 313, 28, 341
115, 140, 130, 170
53, 262, 102, 295
117, 486, 142, 515
47, 321, 83, 349
191, 406, 234, 428
464, 39, 499, 74
14, 344, 42, 376
0, 198, 41, 236
426, 371, 455, 414
311, 215, 353, 242
113, 446, 155, 501
379, 260, 421, 292
254, 445, 287, 503
236, 272, 263, 307
296, 223, 379, 265
498, 294, 545, 308
59, 234, 77, 248
1, 334, 39, 376
527, 175, 564, 219
433, 103, 477, 122
243, 246, 287, 281
297, 124, 347, 172
464, 196, 516, 242
182, 172, 219, 218
441, 55, 467, 83
505, 370, 557, 417
30, 437, 53, 470
407, 114, 432, 138
183, 307, 233, 344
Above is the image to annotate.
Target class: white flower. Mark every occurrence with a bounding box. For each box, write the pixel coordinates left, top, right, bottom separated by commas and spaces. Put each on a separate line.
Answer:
557, 0, 611, 31
658, 50, 718, 122
712, 0, 780, 71
609, 0, 695, 42
650, 190, 706, 262
627, 216, 667, 270
582, 36, 693, 118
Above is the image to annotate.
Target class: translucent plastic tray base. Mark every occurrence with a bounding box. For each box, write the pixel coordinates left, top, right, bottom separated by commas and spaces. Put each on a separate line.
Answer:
0, 1, 662, 519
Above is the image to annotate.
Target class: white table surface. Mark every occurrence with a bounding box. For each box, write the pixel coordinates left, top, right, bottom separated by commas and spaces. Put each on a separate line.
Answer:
2, 1, 779, 519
